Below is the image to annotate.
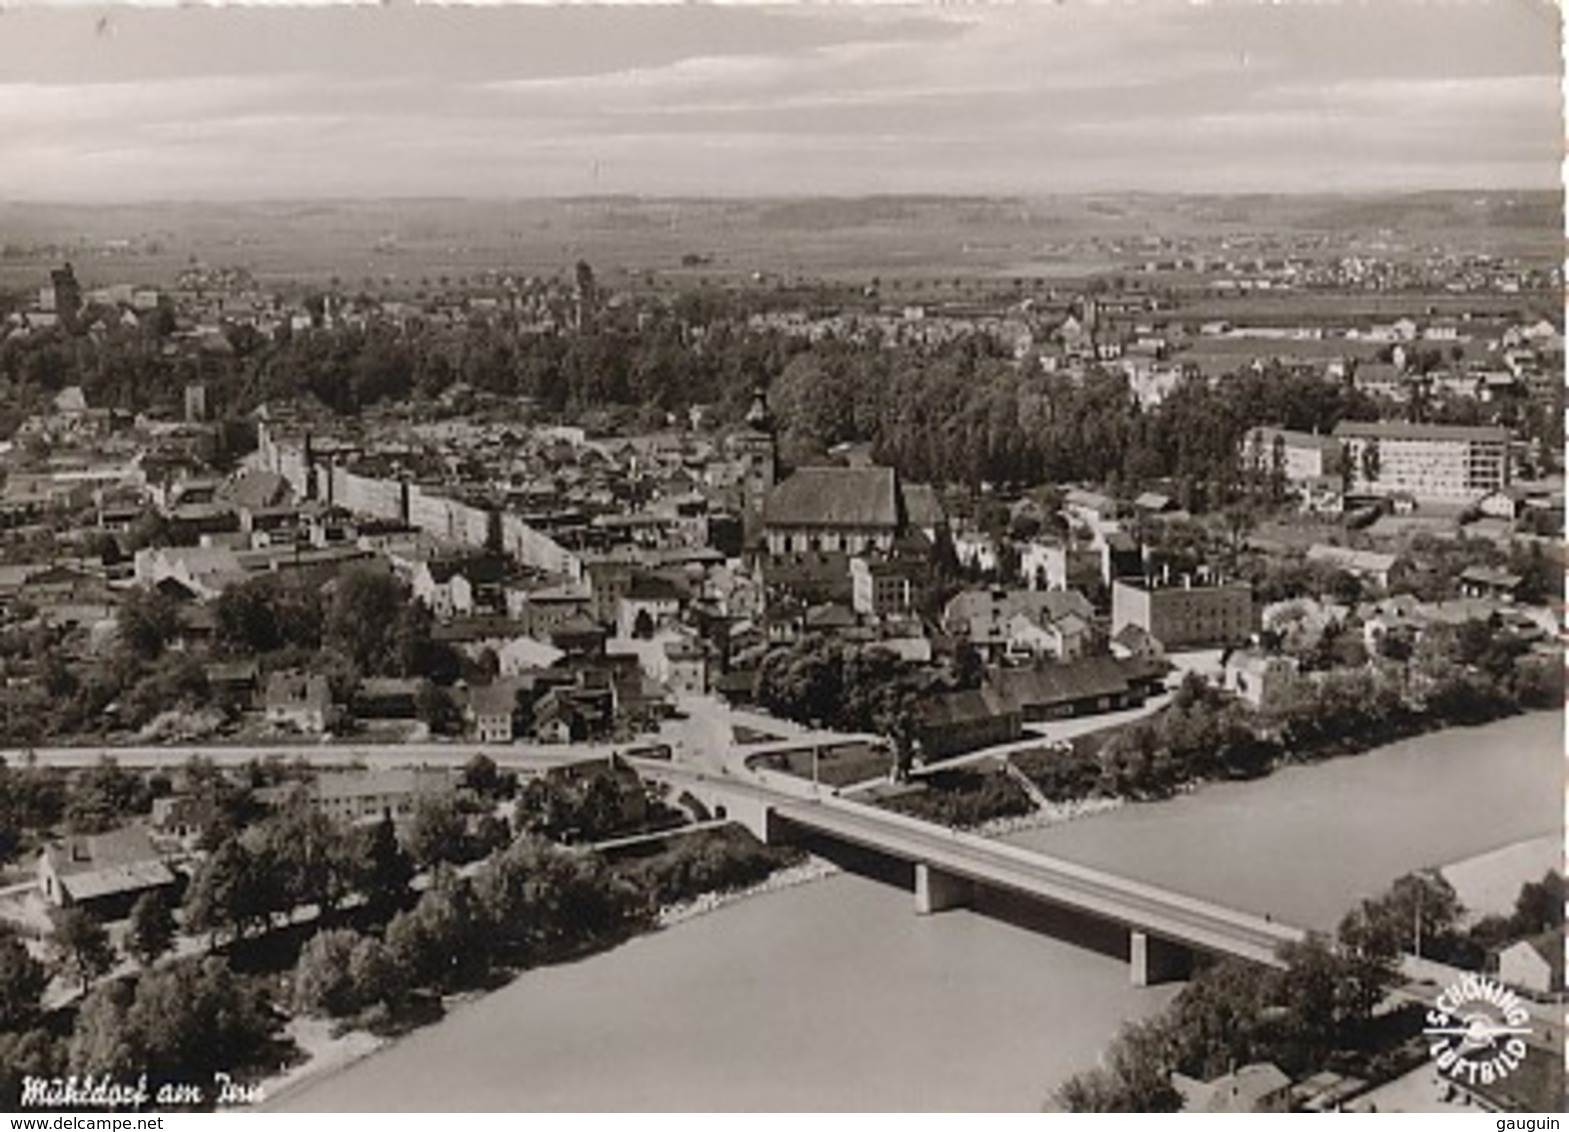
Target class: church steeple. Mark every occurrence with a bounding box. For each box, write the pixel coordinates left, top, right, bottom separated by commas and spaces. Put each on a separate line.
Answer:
744, 385, 774, 434
731, 386, 777, 541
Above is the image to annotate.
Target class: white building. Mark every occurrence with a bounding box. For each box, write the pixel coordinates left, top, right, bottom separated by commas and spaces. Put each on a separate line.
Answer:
1333, 421, 1510, 502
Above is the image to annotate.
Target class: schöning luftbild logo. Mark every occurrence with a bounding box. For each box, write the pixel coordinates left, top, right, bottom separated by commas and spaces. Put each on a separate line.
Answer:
1422, 973, 1534, 1087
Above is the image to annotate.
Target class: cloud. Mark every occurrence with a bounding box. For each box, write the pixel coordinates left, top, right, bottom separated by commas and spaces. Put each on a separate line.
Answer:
0, 1, 1558, 199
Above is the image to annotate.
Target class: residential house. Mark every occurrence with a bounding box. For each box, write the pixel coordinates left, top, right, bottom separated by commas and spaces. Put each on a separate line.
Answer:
510, 580, 594, 639
616, 573, 686, 639
988, 656, 1165, 722
942, 588, 1097, 663
204, 659, 261, 710
1062, 487, 1116, 526
1497, 930, 1564, 995
309, 768, 455, 825
412, 555, 507, 619
1019, 539, 1099, 592
1222, 649, 1301, 710
533, 680, 613, 744
467, 678, 526, 743
132, 545, 250, 600
850, 554, 918, 619
1305, 544, 1399, 591
264, 670, 334, 734
353, 677, 426, 721
1173, 1063, 1292, 1113
149, 794, 225, 848
1459, 566, 1523, 602
496, 634, 566, 676
661, 637, 709, 695
1109, 623, 1164, 661
37, 827, 176, 918
913, 687, 1021, 762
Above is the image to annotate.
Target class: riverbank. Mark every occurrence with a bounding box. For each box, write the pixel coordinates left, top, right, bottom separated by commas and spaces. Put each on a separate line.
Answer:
1439, 832, 1564, 921
1006, 709, 1562, 930
258, 787, 1136, 1107
270, 710, 1561, 1111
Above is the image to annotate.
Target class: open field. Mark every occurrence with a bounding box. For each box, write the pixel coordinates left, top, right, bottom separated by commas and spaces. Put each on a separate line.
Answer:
1, 191, 1559, 294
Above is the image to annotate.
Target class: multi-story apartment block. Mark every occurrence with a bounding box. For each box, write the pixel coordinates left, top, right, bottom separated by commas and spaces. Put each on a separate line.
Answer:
1241, 426, 1342, 483
1111, 577, 1256, 649
1332, 421, 1510, 501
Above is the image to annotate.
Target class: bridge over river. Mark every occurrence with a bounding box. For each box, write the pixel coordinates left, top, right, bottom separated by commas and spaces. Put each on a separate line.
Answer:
633, 758, 1307, 985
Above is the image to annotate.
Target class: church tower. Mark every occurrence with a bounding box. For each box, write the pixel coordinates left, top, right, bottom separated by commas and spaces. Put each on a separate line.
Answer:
729, 387, 777, 541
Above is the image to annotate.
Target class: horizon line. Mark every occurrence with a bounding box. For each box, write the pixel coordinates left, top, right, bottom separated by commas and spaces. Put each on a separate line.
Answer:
2, 187, 1561, 208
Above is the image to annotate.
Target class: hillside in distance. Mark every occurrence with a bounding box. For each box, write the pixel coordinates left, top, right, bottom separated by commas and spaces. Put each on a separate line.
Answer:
0, 191, 1558, 291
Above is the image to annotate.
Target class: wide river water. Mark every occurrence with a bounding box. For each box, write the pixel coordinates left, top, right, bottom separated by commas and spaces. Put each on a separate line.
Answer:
277, 711, 1562, 1112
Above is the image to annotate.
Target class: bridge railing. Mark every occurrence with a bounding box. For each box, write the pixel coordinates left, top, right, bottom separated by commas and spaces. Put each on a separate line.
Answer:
802, 793, 1306, 944
637, 759, 1305, 950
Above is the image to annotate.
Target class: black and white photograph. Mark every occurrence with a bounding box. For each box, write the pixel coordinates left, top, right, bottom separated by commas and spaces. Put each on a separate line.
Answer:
0, 0, 1563, 1115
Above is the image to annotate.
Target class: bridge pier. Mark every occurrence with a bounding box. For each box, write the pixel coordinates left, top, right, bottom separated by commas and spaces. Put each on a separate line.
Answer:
1129, 930, 1192, 987
914, 863, 973, 914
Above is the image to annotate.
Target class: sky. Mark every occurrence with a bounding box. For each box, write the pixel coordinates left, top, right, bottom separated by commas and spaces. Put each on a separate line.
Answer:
0, 0, 1562, 200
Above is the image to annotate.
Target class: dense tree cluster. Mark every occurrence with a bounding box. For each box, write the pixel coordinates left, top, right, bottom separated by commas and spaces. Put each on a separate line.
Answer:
15, 288, 1550, 501
1055, 917, 1402, 1110
609, 825, 802, 909
1057, 860, 1565, 1113
755, 638, 947, 749
1465, 870, 1566, 957
68, 957, 278, 1090
882, 767, 1034, 828
895, 614, 1558, 826
293, 837, 641, 1023
183, 805, 416, 943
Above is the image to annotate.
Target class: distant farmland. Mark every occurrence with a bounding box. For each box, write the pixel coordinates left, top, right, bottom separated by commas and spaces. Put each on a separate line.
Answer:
0, 191, 1558, 294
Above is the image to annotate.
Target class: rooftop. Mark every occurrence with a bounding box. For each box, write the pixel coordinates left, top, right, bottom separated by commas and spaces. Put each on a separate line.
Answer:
764, 466, 901, 530
1332, 420, 1510, 443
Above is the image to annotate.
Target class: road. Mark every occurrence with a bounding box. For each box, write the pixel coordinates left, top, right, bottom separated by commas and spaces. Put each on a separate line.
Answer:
0, 740, 616, 772
634, 757, 1307, 967
908, 690, 1175, 776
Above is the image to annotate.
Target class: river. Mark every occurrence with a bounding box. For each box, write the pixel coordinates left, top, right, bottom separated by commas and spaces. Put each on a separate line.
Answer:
1004, 710, 1563, 931
275, 711, 1562, 1111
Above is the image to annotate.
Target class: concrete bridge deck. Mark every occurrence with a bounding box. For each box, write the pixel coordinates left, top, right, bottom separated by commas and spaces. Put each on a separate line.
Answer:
774, 796, 1306, 969
635, 758, 1307, 984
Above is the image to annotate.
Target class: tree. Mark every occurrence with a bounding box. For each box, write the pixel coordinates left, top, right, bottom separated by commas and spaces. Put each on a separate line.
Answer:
406, 793, 473, 871
115, 588, 179, 662
116, 956, 276, 1080
1054, 1016, 1181, 1111
64, 756, 148, 834
0, 930, 47, 1028
1358, 871, 1464, 959
462, 753, 508, 799
0, 1028, 66, 1110
183, 838, 265, 942
213, 574, 324, 656
416, 682, 460, 735
50, 906, 114, 990
1510, 870, 1565, 938
258, 801, 351, 913
346, 933, 402, 1015
345, 816, 414, 919
385, 869, 488, 991
126, 890, 176, 967
67, 978, 138, 1076
326, 569, 408, 676
471, 837, 637, 964
293, 928, 363, 1018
